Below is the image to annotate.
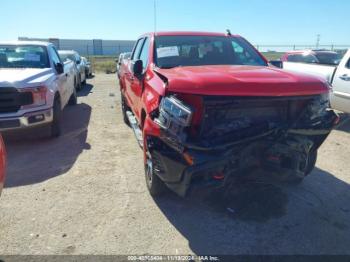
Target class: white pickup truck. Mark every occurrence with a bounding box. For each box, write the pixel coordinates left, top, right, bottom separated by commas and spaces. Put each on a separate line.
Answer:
0, 41, 77, 137
281, 49, 350, 113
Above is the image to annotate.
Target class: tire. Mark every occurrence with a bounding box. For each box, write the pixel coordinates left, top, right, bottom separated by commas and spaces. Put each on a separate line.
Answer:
50, 97, 62, 138
305, 150, 317, 176
286, 151, 318, 184
76, 76, 82, 91
68, 88, 77, 106
144, 142, 166, 197
121, 93, 130, 127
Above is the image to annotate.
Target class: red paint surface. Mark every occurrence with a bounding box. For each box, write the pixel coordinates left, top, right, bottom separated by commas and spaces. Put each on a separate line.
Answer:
119, 31, 329, 140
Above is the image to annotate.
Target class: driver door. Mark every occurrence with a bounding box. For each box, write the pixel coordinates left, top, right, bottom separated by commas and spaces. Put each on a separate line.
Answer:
331, 52, 350, 113
124, 38, 145, 117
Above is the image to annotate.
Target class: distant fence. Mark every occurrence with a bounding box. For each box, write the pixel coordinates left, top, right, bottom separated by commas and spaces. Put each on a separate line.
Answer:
18, 37, 135, 57
17, 37, 350, 57
255, 44, 350, 52
67, 44, 350, 57
58, 45, 135, 57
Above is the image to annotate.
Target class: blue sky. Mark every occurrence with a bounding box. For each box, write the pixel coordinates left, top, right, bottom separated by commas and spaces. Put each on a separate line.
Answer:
0, 0, 348, 45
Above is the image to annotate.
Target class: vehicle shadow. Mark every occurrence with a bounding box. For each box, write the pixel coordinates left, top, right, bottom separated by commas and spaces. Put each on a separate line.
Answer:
154, 168, 350, 254
78, 83, 94, 97
2, 103, 92, 188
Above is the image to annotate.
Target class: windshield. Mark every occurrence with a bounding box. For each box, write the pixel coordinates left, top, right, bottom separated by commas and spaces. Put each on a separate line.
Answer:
59, 53, 76, 62
154, 35, 267, 68
0, 45, 49, 69
315, 52, 341, 65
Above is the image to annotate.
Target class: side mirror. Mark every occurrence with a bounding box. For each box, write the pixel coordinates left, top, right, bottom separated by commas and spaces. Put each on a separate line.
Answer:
76, 60, 81, 65
269, 60, 283, 68
131, 59, 143, 76
55, 63, 64, 74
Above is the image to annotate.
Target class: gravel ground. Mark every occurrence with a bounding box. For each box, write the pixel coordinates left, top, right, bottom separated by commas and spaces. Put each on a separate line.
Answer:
0, 73, 350, 255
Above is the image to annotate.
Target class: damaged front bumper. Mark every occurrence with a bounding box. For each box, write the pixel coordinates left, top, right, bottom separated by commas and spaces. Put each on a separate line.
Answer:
148, 94, 339, 197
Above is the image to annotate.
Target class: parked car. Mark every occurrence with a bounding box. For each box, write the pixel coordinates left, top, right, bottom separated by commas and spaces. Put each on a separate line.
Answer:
119, 31, 339, 197
58, 50, 86, 89
0, 41, 77, 137
117, 52, 131, 77
81, 57, 92, 78
278, 49, 350, 113
0, 134, 6, 197
281, 50, 342, 65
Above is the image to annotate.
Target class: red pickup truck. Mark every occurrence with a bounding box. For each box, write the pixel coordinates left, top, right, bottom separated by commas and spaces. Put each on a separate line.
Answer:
0, 134, 6, 197
118, 31, 339, 197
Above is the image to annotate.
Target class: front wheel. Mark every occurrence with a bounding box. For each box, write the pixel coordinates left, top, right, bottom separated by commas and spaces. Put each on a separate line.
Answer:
144, 138, 166, 196
286, 151, 318, 184
50, 97, 62, 138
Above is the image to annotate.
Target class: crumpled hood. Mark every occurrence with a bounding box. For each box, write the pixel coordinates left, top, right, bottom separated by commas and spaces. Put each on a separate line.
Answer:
155, 65, 329, 96
0, 68, 54, 87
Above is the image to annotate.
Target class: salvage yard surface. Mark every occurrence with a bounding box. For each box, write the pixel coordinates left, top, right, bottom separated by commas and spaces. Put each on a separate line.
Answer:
0, 74, 350, 255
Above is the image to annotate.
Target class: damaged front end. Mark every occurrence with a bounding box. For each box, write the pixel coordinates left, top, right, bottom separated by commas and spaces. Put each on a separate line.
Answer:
147, 93, 339, 196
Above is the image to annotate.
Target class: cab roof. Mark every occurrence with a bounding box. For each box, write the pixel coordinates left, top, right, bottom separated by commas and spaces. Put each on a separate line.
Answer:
0, 40, 53, 47
285, 49, 338, 55
143, 31, 241, 37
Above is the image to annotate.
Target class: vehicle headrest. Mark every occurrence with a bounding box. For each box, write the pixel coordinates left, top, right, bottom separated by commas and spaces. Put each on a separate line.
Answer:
0, 53, 8, 63
189, 47, 199, 59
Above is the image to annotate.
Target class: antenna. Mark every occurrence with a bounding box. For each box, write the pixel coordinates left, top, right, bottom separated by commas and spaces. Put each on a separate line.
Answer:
226, 29, 232, 36
154, 0, 157, 35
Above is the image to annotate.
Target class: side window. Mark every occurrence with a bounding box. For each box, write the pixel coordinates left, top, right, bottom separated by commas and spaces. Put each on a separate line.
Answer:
76, 54, 81, 64
50, 46, 62, 65
131, 38, 144, 60
347, 58, 350, 69
138, 37, 150, 69
302, 55, 318, 64
231, 39, 263, 65
287, 54, 303, 62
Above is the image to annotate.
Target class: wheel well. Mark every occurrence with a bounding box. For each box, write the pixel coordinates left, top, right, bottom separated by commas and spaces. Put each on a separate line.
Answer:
54, 92, 61, 103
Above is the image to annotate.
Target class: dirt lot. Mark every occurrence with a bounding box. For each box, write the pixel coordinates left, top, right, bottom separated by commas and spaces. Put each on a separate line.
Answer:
0, 74, 350, 255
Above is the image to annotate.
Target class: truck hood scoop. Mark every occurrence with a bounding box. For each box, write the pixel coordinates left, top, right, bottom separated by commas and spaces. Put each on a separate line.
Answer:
155, 65, 328, 96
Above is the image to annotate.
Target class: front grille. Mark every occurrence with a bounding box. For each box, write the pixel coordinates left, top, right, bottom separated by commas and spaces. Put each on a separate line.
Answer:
0, 87, 33, 113
198, 96, 313, 145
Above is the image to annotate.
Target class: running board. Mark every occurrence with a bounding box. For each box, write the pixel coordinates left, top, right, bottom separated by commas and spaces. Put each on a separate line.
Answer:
126, 111, 143, 148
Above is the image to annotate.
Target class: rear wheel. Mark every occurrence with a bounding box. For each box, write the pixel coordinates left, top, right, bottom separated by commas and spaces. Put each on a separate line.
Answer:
121, 93, 130, 127
77, 76, 82, 91
50, 97, 62, 138
68, 88, 77, 106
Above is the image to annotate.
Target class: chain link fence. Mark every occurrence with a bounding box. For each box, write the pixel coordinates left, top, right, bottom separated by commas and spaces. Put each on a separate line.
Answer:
58, 45, 134, 58
255, 44, 350, 53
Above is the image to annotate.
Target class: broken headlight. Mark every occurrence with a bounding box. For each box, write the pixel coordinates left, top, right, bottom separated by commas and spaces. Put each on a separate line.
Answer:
155, 96, 193, 137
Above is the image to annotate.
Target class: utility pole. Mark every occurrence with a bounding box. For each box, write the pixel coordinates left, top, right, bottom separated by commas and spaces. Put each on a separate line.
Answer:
154, 0, 157, 34
316, 34, 320, 49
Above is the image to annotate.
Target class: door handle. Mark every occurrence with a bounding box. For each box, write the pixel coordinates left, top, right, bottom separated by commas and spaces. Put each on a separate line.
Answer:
340, 74, 350, 81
